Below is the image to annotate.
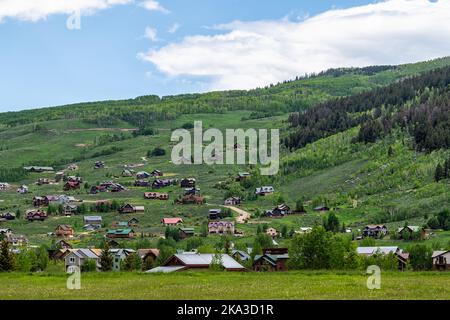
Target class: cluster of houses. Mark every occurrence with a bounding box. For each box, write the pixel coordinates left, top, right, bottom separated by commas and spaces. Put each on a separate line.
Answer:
0, 228, 28, 246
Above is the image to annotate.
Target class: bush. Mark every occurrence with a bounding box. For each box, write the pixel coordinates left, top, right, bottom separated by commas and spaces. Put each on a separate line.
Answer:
148, 147, 166, 157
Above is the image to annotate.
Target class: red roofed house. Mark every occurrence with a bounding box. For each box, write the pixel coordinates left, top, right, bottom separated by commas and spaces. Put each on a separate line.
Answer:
161, 218, 183, 226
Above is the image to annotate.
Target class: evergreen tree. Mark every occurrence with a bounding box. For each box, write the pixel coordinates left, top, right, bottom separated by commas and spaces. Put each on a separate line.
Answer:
99, 243, 113, 272
0, 240, 14, 271
435, 163, 444, 182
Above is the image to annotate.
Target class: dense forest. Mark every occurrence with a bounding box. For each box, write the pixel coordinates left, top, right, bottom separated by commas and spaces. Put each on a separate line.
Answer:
285, 65, 450, 152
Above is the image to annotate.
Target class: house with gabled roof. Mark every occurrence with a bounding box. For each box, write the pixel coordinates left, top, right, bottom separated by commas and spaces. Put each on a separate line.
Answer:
253, 248, 289, 272
83, 216, 102, 227
179, 227, 195, 239
65, 249, 100, 272
432, 251, 450, 271
119, 204, 145, 214
144, 192, 169, 200
26, 210, 48, 221
161, 217, 183, 226
362, 224, 388, 238
255, 186, 274, 196
106, 229, 135, 239
208, 221, 235, 235
231, 250, 251, 262
55, 225, 74, 238
180, 178, 196, 188
224, 197, 241, 206
147, 253, 246, 273
109, 249, 136, 272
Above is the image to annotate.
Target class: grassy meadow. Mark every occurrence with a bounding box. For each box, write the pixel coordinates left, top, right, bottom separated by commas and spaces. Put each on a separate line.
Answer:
0, 271, 449, 300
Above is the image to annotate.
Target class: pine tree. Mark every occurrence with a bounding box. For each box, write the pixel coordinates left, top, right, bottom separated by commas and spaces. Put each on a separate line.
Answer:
435, 163, 444, 182
0, 240, 14, 271
99, 242, 113, 272
444, 158, 450, 179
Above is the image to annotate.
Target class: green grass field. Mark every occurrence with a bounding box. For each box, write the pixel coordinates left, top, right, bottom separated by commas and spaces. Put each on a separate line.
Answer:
1, 271, 449, 300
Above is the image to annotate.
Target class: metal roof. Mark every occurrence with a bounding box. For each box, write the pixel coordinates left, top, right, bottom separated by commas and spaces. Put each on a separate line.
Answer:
147, 266, 186, 273
357, 246, 399, 255
174, 253, 245, 270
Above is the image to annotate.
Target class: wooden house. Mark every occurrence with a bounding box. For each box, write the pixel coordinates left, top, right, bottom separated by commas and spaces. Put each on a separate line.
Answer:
208, 221, 235, 235
128, 218, 140, 227
119, 204, 145, 214
180, 178, 196, 188
63, 204, 78, 216
432, 251, 450, 271
151, 170, 163, 177
83, 216, 102, 227
33, 196, 49, 207
63, 180, 81, 191
144, 192, 169, 200
179, 228, 195, 239
362, 224, 388, 238
209, 209, 222, 220
224, 197, 241, 206
55, 239, 73, 249
266, 204, 291, 218
152, 179, 176, 189
147, 253, 245, 273
253, 248, 289, 272
106, 228, 135, 239
161, 217, 183, 226
55, 225, 74, 238
17, 185, 29, 194
255, 186, 274, 196
397, 226, 427, 240
26, 210, 48, 221
136, 171, 151, 179
0, 212, 16, 221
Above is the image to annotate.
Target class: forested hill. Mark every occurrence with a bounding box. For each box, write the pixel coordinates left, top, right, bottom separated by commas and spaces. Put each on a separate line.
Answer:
1, 57, 450, 128
285, 64, 450, 152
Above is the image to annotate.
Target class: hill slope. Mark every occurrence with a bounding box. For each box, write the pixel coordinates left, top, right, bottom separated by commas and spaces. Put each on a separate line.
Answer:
0, 57, 449, 250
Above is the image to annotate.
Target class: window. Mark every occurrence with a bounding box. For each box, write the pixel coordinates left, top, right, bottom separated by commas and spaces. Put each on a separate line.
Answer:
69, 257, 75, 263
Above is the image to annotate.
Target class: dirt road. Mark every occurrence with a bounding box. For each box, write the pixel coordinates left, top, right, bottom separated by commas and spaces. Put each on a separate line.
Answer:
224, 205, 251, 223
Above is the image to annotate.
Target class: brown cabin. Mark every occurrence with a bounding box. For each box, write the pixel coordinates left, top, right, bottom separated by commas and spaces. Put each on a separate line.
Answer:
32, 196, 49, 207
26, 210, 48, 221
144, 192, 169, 200
253, 248, 289, 272
55, 225, 74, 238
119, 204, 145, 214
180, 178, 196, 188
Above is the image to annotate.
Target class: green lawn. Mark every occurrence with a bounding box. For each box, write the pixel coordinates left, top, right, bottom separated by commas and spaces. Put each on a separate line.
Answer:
0, 271, 449, 300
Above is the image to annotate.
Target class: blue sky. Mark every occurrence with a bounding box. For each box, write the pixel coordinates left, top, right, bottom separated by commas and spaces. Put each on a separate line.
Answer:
0, 0, 449, 111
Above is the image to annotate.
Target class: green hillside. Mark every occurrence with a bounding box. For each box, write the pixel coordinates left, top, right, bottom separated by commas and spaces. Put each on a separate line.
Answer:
0, 56, 449, 254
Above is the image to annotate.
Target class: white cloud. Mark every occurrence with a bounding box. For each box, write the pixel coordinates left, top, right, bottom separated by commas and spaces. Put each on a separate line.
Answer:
144, 26, 158, 41
139, 0, 450, 91
139, 0, 169, 14
168, 22, 180, 34
0, 0, 132, 22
